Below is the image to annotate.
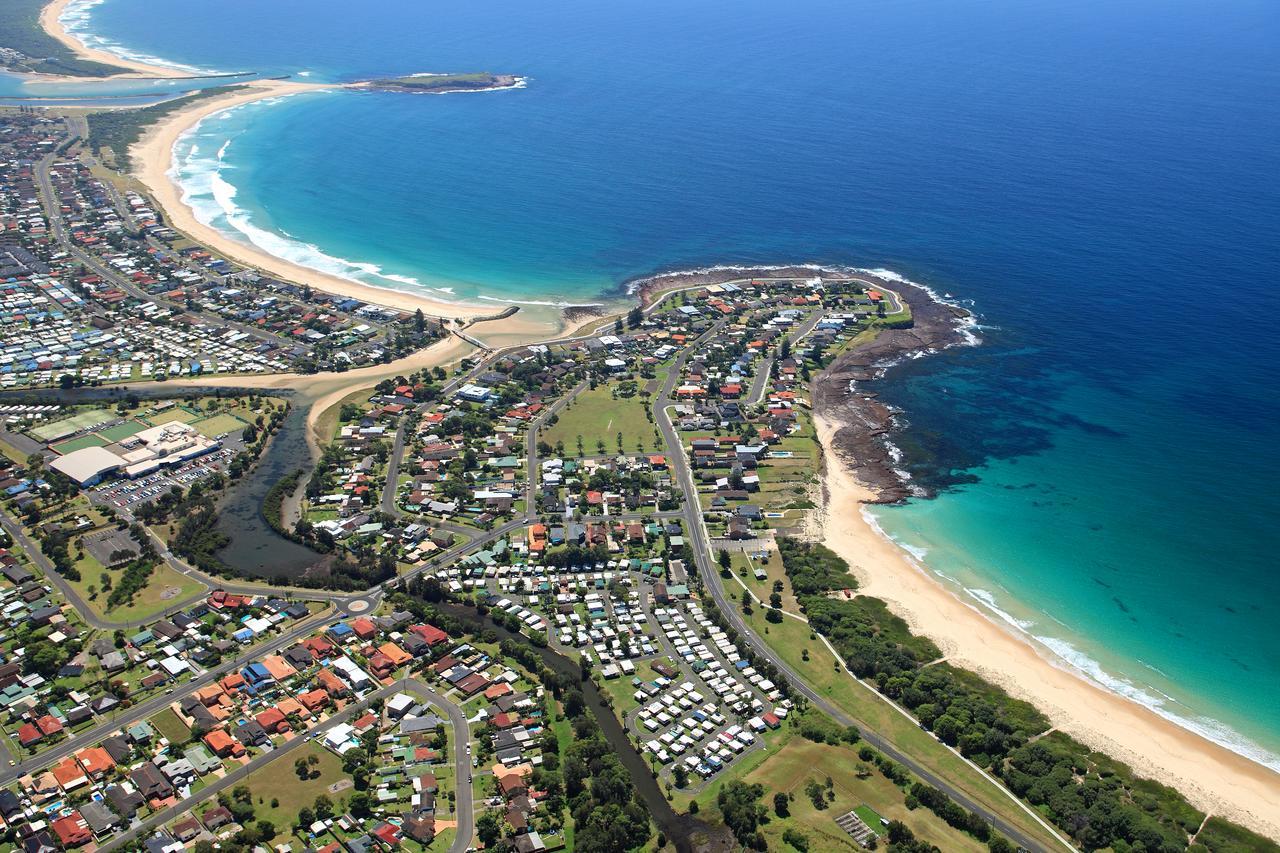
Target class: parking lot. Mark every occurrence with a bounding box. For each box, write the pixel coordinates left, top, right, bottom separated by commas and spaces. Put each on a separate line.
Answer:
86, 443, 241, 519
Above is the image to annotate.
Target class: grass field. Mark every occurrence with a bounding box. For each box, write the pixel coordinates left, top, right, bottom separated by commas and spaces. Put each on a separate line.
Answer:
53, 434, 109, 454
543, 385, 663, 454
239, 742, 348, 828
97, 420, 146, 442
596, 658, 667, 717
151, 707, 191, 745
738, 739, 986, 853
68, 547, 206, 624
147, 407, 200, 426
193, 412, 249, 438
29, 408, 115, 441
740, 607, 1063, 850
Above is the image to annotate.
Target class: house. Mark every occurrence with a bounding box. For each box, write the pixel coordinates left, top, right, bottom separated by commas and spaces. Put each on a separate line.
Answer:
403, 814, 435, 844
129, 763, 174, 800
104, 784, 145, 819
171, 817, 201, 843
74, 746, 115, 778
101, 734, 133, 764
299, 687, 330, 712
79, 801, 120, 836
50, 813, 92, 847
255, 707, 290, 734
410, 623, 448, 646
201, 805, 234, 831
498, 774, 528, 798
203, 729, 245, 758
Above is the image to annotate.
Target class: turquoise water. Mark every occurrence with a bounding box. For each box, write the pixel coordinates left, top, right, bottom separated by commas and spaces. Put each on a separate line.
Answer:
65, 0, 1280, 768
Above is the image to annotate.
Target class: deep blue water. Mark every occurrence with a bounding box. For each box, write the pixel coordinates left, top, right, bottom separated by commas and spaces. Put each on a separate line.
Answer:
69, 0, 1280, 766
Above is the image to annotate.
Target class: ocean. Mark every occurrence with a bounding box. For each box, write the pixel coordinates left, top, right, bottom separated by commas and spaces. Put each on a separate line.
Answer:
63, 0, 1280, 767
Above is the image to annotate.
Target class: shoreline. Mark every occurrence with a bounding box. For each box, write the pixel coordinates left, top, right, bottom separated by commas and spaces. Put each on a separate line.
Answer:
128, 79, 576, 336
39, 0, 195, 78
811, 287, 1280, 838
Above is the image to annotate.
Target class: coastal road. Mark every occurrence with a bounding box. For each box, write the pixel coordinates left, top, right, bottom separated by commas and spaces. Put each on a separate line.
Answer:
651, 319, 1069, 852
97, 677, 473, 853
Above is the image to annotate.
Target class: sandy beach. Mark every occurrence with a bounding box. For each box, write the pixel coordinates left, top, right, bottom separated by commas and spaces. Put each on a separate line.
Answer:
40, 0, 192, 78
129, 80, 548, 323
814, 414, 1280, 839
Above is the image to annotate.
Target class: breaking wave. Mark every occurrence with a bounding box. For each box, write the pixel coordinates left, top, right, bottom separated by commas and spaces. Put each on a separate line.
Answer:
170, 104, 462, 303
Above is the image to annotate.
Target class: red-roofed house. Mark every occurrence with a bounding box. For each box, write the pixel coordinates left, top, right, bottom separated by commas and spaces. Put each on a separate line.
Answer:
255, 708, 291, 734
36, 715, 63, 736
373, 822, 402, 847
410, 623, 449, 646
51, 813, 92, 847
204, 729, 245, 758
350, 618, 377, 641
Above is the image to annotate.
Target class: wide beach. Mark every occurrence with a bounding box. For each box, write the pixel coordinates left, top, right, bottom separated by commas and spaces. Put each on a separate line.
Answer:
43, 1, 587, 340
129, 79, 574, 333
40, 0, 191, 78
814, 415, 1280, 838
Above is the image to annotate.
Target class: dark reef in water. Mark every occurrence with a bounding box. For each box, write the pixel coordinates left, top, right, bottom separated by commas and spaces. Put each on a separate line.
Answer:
812, 276, 974, 503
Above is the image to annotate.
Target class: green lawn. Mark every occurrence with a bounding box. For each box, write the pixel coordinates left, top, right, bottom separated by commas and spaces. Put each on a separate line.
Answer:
238, 742, 348, 829
151, 707, 191, 745
740, 607, 1063, 851
596, 658, 667, 718
67, 547, 206, 624
543, 385, 663, 454
53, 434, 109, 453
147, 407, 201, 426
738, 738, 987, 853
97, 420, 147, 442
193, 412, 250, 438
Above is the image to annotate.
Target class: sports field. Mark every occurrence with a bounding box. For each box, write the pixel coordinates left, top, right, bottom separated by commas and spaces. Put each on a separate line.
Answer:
98, 420, 146, 442
29, 408, 115, 441
146, 407, 200, 426
193, 412, 249, 438
53, 434, 109, 454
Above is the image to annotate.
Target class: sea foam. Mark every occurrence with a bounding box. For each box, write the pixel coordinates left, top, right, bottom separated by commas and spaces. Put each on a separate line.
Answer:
171, 109, 459, 300
58, 0, 226, 75
862, 507, 1280, 773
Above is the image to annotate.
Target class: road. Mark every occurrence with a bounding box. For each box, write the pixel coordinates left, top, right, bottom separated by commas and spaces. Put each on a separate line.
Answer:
650, 313, 1064, 852
97, 678, 473, 853
34, 154, 297, 352
0, 607, 335, 787
6, 273, 1059, 850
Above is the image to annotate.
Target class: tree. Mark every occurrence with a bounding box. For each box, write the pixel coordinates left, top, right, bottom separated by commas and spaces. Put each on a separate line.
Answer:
348, 791, 372, 818
297, 807, 314, 828
773, 791, 790, 817
313, 794, 333, 819
673, 765, 688, 788
887, 820, 914, 845
718, 782, 767, 848
477, 811, 503, 847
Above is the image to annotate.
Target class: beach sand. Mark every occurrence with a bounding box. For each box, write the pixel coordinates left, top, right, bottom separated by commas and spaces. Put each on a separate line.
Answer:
129, 80, 543, 323
40, 0, 192, 78
814, 414, 1280, 839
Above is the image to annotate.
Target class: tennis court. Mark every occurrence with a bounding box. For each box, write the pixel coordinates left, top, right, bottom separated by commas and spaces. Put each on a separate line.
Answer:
29, 408, 115, 442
